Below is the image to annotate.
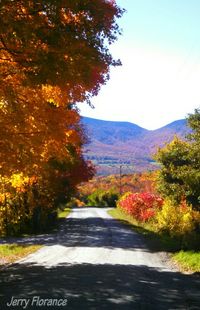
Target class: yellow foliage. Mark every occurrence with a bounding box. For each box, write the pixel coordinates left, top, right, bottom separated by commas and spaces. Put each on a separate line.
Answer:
10, 173, 29, 190
155, 200, 199, 236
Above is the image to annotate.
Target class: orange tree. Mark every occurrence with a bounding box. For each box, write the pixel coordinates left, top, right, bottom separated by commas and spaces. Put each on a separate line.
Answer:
0, 0, 124, 175
0, 0, 123, 234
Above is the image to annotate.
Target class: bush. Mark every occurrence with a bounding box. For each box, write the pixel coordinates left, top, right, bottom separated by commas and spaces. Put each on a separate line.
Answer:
86, 189, 119, 208
117, 192, 163, 222
155, 199, 200, 237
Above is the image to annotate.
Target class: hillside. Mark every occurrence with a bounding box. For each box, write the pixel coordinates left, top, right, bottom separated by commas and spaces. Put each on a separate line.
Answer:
81, 117, 190, 175
82, 117, 148, 144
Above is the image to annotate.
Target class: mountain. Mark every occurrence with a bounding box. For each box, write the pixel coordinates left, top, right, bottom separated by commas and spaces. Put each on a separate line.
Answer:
81, 117, 190, 175
82, 117, 148, 144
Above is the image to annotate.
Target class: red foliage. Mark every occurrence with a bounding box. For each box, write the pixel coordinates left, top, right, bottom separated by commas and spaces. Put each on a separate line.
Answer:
118, 192, 163, 222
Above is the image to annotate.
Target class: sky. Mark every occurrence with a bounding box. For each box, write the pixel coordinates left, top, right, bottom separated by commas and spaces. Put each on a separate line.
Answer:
78, 0, 200, 130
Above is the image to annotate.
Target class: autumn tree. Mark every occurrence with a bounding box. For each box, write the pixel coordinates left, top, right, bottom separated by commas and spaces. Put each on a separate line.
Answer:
0, 0, 124, 176
0, 0, 123, 94
155, 109, 200, 210
0, 0, 124, 234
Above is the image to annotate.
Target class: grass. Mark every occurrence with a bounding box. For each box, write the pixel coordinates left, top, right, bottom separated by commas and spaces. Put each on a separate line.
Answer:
172, 251, 200, 273
0, 244, 42, 264
109, 208, 153, 235
108, 208, 200, 272
57, 207, 71, 219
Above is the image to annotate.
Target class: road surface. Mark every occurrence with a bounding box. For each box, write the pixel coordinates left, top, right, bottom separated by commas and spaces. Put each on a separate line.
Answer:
0, 208, 200, 309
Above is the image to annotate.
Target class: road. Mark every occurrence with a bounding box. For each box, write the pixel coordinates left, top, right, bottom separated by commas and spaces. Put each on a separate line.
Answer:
0, 208, 200, 309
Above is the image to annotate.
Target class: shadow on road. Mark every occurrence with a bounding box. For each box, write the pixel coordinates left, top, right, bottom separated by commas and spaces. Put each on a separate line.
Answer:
0, 262, 200, 309
0, 217, 163, 252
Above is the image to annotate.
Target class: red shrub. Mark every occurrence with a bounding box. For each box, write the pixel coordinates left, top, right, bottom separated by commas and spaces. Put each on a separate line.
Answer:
118, 192, 163, 222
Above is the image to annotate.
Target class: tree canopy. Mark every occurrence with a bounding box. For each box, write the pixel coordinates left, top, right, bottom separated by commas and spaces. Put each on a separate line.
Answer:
0, 0, 124, 175
0, 0, 124, 234
155, 109, 200, 210
0, 0, 123, 100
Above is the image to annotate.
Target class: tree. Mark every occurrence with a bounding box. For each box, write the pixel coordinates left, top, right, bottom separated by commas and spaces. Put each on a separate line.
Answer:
155, 109, 200, 210
155, 137, 191, 203
0, 1, 124, 234
0, 0, 123, 101
0, 0, 124, 176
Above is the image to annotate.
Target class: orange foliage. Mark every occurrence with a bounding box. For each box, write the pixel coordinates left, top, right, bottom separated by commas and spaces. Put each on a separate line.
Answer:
78, 171, 157, 199
0, 0, 123, 234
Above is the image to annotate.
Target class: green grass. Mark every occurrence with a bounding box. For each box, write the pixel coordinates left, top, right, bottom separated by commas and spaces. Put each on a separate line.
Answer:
0, 244, 42, 264
57, 207, 71, 219
108, 208, 153, 235
108, 208, 200, 272
172, 251, 200, 272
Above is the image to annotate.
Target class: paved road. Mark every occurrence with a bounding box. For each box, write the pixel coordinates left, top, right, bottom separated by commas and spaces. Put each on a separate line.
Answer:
0, 208, 200, 309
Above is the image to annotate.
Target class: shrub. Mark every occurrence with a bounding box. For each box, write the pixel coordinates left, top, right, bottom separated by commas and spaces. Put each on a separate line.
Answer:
117, 192, 163, 222
87, 189, 119, 208
155, 199, 200, 237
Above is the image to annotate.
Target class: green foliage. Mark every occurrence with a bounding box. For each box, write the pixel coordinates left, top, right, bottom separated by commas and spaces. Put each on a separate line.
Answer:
155, 137, 190, 203
86, 189, 119, 208
155, 109, 200, 210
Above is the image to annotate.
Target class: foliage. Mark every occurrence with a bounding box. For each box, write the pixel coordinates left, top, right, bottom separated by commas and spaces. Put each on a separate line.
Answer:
0, 0, 123, 174
0, 155, 95, 235
86, 189, 119, 208
78, 171, 157, 199
0, 0, 123, 93
117, 192, 163, 222
0, 1, 123, 235
0, 0, 124, 176
155, 109, 200, 210
109, 207, 200, 271
66, 197, 86, 208
155, 199, 200, 238
155, 137, 191, 204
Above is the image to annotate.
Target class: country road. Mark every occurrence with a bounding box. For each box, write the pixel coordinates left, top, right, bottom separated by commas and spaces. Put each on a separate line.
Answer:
0, 208, 200, 309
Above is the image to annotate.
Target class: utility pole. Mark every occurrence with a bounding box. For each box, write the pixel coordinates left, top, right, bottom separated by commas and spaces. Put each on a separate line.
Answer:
119, 164, 122, 195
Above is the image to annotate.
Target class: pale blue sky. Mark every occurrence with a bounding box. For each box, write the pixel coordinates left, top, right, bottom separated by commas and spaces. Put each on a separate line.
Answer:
78, 0, 200, 129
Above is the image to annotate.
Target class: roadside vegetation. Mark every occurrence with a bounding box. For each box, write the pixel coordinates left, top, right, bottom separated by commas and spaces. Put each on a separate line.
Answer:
109, 207, 200, 272
57, 207, 71, 219
78, 110, 200, 272
0, 244, 42, 265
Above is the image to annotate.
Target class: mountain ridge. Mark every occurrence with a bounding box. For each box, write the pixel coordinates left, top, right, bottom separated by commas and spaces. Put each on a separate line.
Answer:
81, 116, 190, 175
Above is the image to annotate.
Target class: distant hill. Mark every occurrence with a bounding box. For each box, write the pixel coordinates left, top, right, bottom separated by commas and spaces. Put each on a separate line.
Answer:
81, 117, 190, 175
82, 117, 148, 144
